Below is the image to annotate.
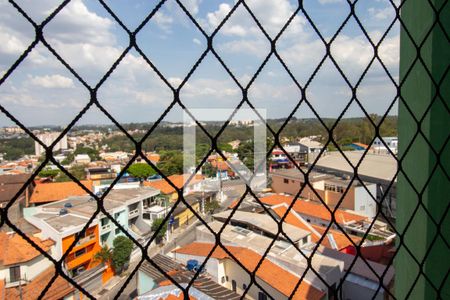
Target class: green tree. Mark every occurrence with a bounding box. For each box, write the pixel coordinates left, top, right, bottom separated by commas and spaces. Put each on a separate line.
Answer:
151, 217, 167, 243
93, 245, 112, 265
237, 140, 254, 171
54, 164, 87, 182
126, 163, 156, 181
112, 236, 133, 273
61, 152, 74, 165
38, 168, 59, 178
205, 200, 220, 214
74, 146, 99, 161
158, 151, 184, 175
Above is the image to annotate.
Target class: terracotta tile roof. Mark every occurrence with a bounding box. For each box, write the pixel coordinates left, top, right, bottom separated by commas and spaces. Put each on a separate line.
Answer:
5, 266, 74, 300
260, 194, 367, 224
0, 174, 33, 204
0, 174, 31, 184
30, 180, 93, 204
272, 204, 361, 250
147, 153, 160, 163
352, 142, 369, 149
0, 232, 54, 266
0, 279, 5, 300
174, 242, 326, 300
144, 174, 204, 195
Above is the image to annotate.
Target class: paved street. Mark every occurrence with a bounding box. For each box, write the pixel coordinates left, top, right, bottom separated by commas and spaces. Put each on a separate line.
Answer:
96, 198, 235, 299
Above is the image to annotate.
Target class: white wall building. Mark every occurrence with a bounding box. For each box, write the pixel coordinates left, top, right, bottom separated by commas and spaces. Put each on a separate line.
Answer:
35, 132, 68, 156
373, 137, 398, 154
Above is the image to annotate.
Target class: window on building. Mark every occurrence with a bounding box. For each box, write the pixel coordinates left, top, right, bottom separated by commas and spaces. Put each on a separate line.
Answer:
302, 236, 308, 245
221, 276, 225, 284
283, 178, 289, 184
101, 218, 109, 226
9, 266, 21, 283
101, 234, 108, 244
232, 280, 237, 292
74, 248, 86, 258
258, 291, 268, 300
243, 283, 247, 290
115, 228, 121, 235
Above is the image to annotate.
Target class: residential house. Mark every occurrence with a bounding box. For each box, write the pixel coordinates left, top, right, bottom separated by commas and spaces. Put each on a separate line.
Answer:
313, 151, 397, 220
259, 194, 394, 242
271, 168, 377, 218
85, 167, 116, 183
212, 210, 312, 248
144, 174, 204, 201
0, 232, 76, 299
136, 254, 240, 299
169, 193, 202, 230
0, 174, 36, 234
29, 180, 93, 206
318, 247, 394, 300
171, 242, 328, 300
259, 194, 367, 227
270, 203, 362, 251
74, 154, 91, 165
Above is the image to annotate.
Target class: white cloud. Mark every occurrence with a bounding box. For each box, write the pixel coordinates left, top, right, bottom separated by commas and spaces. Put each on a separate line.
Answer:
368, 7, 395, 20
45, 0, 115, 45
218, 39, 268, 58
193, 38, 202, 45
181, 78, 240, 99
206, 3, 232, 32
0, 30, 28, 56
29, 74, 75, 88
181, 0, 202, 15
153, 11, 174, 33
206, 0, 303, 37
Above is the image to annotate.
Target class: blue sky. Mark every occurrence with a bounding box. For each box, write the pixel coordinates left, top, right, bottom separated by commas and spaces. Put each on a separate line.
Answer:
0, 0, 400, 127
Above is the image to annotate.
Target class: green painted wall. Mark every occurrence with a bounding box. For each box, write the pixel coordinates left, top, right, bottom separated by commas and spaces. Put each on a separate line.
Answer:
397, 0, 450, 299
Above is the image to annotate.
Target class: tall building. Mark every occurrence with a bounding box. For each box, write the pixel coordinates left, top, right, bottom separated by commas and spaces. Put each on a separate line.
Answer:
34, 132, 68, 156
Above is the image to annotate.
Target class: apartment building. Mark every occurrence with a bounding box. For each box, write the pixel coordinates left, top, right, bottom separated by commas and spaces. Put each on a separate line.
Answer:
24, 187, 160, 284
271, 168, 377, 218
35, 132, 68, 156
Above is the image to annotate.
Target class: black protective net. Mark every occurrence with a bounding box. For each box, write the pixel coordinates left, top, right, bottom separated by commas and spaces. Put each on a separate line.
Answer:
0, 0, 448, 299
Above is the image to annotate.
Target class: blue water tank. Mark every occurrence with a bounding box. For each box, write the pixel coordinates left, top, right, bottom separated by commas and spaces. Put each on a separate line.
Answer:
186, 259, 199, 271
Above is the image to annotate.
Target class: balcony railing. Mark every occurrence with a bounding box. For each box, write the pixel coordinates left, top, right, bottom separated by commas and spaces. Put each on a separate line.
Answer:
128, 209, 139, 218
76, 234, 96, 246
101, 223, 112, 232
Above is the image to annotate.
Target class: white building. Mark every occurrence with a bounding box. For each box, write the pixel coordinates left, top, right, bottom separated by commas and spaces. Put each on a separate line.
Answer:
373, 137, 398, 154
74, 154, 91, 165
35, 132, 68, 156
0, 232, 54, 287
